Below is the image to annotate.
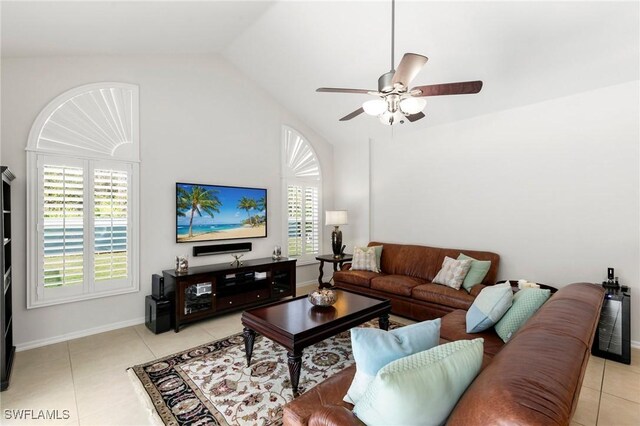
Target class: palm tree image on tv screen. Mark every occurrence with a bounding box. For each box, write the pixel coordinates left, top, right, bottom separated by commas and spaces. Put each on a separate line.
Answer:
176, 183, 267, 243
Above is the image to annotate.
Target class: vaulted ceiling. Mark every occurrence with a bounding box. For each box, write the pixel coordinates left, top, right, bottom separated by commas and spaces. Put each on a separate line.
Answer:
2, 1, 639, 146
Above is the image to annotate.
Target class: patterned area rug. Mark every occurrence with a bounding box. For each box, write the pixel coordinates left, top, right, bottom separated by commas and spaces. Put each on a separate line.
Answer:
129, 319, 401, 426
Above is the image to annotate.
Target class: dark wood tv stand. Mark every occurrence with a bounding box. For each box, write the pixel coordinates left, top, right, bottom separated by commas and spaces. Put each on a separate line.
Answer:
163, 257, 296, 332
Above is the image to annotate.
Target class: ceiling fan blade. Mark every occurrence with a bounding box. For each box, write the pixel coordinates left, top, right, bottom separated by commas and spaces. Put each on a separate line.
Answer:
339, 107, 365, 121
412, 81, 483, 97
317, 87, 376, 94
405, 112, 425, 122
392, 53, 428, 87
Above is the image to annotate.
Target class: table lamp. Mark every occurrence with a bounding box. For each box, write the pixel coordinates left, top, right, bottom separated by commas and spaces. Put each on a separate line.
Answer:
325, 210, 348, 258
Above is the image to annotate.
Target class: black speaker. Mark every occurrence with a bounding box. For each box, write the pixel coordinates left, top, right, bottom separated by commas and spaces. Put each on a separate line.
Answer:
193, 242, 252, 257
145, 296, 172, 334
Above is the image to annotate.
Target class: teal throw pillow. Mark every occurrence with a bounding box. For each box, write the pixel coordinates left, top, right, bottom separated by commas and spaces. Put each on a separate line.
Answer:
344, 319, 440, 405
466, 283, 513, 333
353, 339, 484, 426
458, 253, 491, 293
495, 288, 551, 342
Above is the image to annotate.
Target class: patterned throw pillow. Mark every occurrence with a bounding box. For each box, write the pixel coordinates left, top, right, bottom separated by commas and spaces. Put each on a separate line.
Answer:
432, 256, 473, 290
351, 246, 379, 272
353, 339, 484, 426
494, 288, 551, 342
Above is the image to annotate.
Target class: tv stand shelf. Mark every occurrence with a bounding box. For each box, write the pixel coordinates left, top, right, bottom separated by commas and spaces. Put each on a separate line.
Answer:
163, 257, 296, 332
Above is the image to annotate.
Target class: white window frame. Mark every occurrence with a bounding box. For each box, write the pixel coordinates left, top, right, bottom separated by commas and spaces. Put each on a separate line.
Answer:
281, 126, 322, 264
26, 83, 140, 308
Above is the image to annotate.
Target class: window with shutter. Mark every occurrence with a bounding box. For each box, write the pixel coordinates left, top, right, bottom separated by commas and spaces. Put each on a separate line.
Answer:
282, 126, 321, 262
42, 164, 84, 289
27, 83, 139, 308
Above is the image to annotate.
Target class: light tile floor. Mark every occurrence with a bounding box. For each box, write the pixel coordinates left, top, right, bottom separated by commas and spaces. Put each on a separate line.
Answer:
0, 284, 638, 425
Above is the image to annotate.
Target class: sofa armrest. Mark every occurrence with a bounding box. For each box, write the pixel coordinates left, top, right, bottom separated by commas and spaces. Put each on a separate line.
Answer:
470, 284, 487, 297
309, 406, 364, 426
340, 263, 352, 271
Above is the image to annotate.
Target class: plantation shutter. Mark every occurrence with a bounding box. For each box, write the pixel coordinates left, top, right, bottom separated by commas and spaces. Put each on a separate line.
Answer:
287, 185, 303, 257
94, 168, 128, 282
304, 187, 319, 254
283, 126, 322, 261
42, 164, 84, 289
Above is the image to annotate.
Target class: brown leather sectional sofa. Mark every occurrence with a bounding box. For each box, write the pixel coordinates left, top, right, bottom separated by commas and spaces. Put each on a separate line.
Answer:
283, 282, 605, 425
333, 242, 500, 320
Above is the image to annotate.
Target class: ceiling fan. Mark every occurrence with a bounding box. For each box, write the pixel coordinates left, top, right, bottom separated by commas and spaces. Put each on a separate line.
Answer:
316, 0, 483, 125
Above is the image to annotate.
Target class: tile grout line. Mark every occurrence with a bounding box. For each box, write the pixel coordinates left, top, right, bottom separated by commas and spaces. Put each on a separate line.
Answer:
132, 324, 162, 359
67, 340, 81, 426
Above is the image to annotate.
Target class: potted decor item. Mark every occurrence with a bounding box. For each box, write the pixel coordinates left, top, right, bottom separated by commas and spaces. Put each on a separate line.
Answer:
308, 289, 337, 307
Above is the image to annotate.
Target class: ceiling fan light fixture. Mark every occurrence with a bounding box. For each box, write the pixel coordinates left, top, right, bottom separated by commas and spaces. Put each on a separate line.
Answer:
399, 97, 427, 114
379, 110, 405, 125
362, 99, 387, 116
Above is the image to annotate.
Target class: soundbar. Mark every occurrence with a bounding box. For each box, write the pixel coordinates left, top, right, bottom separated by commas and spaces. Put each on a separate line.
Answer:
193, 242, 252, 257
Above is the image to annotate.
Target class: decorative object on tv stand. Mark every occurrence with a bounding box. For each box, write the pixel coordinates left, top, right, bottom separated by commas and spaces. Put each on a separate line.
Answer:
175, 256, 189, 274
325, 210, 348, 258
230, 254, 244, 266
272, 245, 282, 260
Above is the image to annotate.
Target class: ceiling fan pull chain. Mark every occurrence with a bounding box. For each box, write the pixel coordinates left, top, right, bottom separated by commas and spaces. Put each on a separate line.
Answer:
391, 0, 395, 72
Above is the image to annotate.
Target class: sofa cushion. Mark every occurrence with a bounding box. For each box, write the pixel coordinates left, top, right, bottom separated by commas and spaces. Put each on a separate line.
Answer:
440, 309, 504, 359
370, 242, 440, 281
353, 339, 484, 426
411, 283, 476, 310
333, 270, 382, 288
283, 365, 356, 426
344, 319, 440, 405
370, 275, 426, 296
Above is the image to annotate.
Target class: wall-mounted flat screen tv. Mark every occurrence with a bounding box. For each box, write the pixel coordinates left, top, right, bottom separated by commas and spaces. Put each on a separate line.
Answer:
176, 182, 267, 243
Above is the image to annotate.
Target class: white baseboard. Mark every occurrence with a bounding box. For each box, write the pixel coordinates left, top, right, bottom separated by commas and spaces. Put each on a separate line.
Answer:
632, 340, 640, 349
16, 316, 146, 352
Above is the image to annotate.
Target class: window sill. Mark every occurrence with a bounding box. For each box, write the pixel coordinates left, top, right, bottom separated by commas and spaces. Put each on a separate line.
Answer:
28, 285, 139, 309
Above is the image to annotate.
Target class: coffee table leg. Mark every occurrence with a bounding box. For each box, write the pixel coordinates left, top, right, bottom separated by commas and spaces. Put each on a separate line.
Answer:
379, 313, 390, 331
243, 327, 256, 366
287, 350, 303, 396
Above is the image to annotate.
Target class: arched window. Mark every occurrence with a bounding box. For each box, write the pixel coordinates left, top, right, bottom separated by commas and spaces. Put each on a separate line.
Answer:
282, 126, 321, 263
26, 83, 139, 308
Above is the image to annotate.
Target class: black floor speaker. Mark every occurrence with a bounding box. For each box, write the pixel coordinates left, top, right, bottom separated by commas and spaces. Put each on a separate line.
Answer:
145, 296, 172, 334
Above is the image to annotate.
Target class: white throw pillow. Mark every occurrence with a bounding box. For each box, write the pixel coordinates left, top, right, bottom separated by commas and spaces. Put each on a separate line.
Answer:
351, 246, 379, 272
432, 256, 473, 290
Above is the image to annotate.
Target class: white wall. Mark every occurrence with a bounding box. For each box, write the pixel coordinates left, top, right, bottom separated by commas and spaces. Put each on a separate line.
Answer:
1, 54, 334, 349
365, 81, 640, 342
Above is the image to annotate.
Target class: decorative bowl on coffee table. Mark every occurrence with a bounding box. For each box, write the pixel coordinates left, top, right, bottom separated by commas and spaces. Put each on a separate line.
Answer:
308, 289, 337, 307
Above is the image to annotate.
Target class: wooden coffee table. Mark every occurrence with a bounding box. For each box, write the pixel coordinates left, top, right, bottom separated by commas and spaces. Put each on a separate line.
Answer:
241, 289, 391, 396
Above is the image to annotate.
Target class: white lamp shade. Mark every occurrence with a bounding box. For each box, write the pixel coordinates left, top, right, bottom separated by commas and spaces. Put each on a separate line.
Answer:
399, 97, 427, 114
362, 99, 387, 116
325, 210, 348, 226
